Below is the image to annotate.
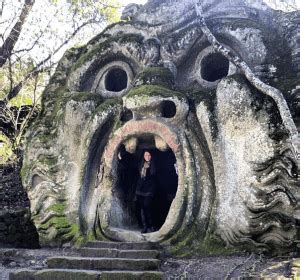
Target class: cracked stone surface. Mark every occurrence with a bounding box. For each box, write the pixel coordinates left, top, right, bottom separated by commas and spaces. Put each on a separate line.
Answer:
21, 0, 300, 255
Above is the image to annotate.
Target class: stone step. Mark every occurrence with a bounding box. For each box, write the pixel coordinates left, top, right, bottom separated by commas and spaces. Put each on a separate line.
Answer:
80, 247, 161, 259
10, 269, 163, 280
47, 256, 161, 271
84, 241, 160, 250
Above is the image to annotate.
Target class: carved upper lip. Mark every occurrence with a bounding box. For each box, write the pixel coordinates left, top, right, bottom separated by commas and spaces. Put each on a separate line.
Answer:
103, 119, 181, 169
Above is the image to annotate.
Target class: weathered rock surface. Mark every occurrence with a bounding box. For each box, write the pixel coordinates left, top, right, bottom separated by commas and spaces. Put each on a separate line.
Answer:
21, 0, 300, 255
0, 163, 39, 248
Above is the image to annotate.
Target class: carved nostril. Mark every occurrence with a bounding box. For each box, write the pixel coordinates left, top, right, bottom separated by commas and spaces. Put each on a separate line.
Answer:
161, 100, 176, 118
120, 108, 133, 122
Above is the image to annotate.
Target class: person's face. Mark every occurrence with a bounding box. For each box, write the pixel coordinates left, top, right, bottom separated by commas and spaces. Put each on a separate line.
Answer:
144, 151, 151, 162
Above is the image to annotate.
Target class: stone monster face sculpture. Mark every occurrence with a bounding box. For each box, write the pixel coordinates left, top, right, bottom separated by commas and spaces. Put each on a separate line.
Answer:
23, 0, 300, 253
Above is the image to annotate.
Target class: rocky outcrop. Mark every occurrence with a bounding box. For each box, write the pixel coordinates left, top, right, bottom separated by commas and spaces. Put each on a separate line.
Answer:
21, 0, 300, 254
0, 163, 39, 248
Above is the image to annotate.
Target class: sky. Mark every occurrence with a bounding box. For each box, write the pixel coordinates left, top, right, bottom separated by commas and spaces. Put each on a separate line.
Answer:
263, 0, 300, 11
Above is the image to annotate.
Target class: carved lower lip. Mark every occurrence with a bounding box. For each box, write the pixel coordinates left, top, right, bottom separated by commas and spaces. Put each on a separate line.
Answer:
103, 119, 181, 169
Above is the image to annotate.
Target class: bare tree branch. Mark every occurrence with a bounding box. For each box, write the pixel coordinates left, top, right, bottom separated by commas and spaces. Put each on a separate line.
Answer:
14, 75, 40, 147
13, 26, 47, 55
7, 19, 95, 101
0, 0, 35, 67
0, 0, 119, 163
98, 1, 122, 9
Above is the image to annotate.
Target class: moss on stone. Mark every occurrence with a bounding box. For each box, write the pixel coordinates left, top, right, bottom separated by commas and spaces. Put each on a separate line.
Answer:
70, 92, 103, 104
127, 85, 186, 100
47, 203, 66, 215
38, 213, 83, 246
166, 222, 237, 257
193, 234, 237, 256
37, 132, 56, 144
169, 236, 235, 257
89, 21, 145, 45
187, 88, 220, 140
100, 272, 162, 280
38, 155, 58, 167
113, 116, 123, 132
20, 164, 30, 182
47, 90, 101, 125
93, 98, 122, 117
72, 33, 143, 71
43, 85, 70, 104
74, 230, 108, 248
62, 224, 80, 241
118, 33, 144, 44
74, 235, 85, 247
71, 41, 111, 71
27, 90, 103, 164
135, 67, 174, 87
39, 216, 70, 231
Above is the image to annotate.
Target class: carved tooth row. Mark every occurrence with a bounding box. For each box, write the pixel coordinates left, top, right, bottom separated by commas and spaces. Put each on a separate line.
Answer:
123, 135, 169, 153
124, 137, 137, 153
155, 135, 169, 151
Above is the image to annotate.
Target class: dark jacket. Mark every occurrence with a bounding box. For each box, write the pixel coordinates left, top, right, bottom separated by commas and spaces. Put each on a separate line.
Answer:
135, 161, 156, 197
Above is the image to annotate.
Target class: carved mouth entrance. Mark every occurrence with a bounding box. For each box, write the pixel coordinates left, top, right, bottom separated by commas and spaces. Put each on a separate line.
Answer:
97, 120, 184, 241
115, 133, 178, 232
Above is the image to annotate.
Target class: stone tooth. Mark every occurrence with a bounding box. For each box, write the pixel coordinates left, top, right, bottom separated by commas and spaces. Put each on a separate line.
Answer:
124, 137, 138, 153
154, 135, 168, 151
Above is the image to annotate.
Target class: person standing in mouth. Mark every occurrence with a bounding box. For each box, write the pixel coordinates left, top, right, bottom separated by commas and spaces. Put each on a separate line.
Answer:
135, 150, 156, 233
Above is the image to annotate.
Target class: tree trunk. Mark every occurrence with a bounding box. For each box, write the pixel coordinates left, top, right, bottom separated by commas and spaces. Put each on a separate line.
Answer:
0, 0, 35, 68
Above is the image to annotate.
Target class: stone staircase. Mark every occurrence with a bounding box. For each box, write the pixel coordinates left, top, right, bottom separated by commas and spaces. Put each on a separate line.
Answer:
9, 241, 163, 280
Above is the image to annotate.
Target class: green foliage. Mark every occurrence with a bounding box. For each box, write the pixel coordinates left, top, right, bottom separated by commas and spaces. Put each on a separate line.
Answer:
0, 0, 121, 165
0, 62, 45, 106
50, 0, 122, 24
0, 61, 45, 163
0, 133, 16, 164
0, 60, 39, 98
100, 0, 122, 24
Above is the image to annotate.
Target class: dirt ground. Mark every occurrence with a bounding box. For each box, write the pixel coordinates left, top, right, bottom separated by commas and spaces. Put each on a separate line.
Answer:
161, 254, 294, 279
0, 248, 297, 280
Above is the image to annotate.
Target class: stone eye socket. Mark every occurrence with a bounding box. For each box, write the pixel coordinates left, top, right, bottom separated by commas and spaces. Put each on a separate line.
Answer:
105, 68, 128, 92
201, 53, 229, 82
92, 60, 134, 98
194, 46, 236, 89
